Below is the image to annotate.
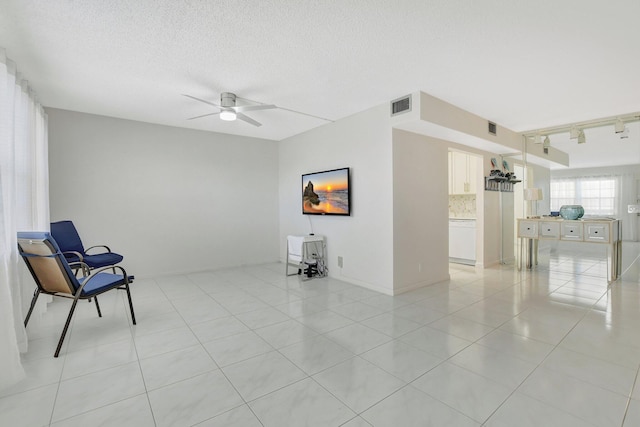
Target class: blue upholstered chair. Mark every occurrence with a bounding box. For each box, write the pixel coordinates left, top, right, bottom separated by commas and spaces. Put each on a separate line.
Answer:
50, 220, 123, 270
18, 231, 136, 357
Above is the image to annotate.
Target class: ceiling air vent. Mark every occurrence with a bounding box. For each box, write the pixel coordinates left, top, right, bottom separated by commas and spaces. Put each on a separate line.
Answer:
488, 121, 497, 135
391, 95, 411, 116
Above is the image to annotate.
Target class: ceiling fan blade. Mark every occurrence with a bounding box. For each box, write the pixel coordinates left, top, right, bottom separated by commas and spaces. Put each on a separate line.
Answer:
236, 112, 262, 127
182, 94, 220, 108
187, 111, 221, 120
233, 104, 277, 113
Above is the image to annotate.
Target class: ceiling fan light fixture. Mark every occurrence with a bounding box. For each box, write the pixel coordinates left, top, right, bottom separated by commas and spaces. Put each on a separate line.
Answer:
577, 130, 586, 144
220, 109, 237, 121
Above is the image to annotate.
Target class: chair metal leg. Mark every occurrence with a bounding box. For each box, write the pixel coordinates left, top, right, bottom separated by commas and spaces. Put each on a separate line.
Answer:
285, 241, 303, 276
55, 298, 80, 358
124, 283, 136, 325
93, 296, 102, 317
24, 289, 40, 327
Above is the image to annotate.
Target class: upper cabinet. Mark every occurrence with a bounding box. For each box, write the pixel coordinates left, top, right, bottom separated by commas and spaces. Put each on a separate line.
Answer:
449, 151, 477, 194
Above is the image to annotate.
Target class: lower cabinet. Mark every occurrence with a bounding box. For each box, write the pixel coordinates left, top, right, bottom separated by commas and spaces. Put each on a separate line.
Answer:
449, 220, 476, 265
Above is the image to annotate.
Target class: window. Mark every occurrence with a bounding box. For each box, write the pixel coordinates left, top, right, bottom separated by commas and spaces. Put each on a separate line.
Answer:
550, 180, 576, 211
550, 177, 616, 216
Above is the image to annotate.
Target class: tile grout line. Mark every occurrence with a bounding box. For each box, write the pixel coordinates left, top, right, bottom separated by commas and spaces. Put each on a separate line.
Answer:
480, 288, 611, 426
14, 258, 637, 427
621, 364, 640, 427
129, 278, 159, 427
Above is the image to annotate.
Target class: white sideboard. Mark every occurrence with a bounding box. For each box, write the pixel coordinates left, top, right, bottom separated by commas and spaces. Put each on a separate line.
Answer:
517, 218, 621, 282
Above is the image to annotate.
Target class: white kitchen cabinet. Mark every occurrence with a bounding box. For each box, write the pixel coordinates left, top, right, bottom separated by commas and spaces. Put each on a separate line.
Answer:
449, 219, 476, 265
467, 154, 477, 193
450, 151, 477, 194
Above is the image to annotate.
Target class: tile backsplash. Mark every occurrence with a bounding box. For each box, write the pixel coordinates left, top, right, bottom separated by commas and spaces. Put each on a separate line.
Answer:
449, 194, 476, 218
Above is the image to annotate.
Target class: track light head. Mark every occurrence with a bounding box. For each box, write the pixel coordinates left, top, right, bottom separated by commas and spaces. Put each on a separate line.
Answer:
534, 134, 542, 144
614, 118, 626, 133
577, 130, 586, 144
619, 127, 629, 139
569, 126, 580, 139
543, 136, 550, 148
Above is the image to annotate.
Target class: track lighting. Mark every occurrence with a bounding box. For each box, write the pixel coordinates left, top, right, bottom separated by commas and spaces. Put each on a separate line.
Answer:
618, 127, 629, 139
523, 112, 639, 145
614, 118, 629, 138
543, 136, 550, 148
577, 130, 586, 144
569, 126, 580, 139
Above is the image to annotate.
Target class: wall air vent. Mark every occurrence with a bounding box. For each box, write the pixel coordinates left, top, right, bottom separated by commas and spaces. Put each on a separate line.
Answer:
391, 95, 412, 116
488, 121, 497, 135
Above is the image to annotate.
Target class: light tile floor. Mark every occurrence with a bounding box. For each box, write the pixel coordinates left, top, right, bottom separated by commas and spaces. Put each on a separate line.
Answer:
2, 242, 640, 426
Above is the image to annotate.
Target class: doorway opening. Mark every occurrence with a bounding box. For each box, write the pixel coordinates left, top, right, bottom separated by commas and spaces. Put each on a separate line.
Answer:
448, 149, 483, 266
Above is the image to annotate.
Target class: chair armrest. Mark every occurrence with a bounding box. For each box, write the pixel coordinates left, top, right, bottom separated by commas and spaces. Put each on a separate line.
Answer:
68, 261, 91, 277
63, 250, 83, 262
90, 265, 131, 280
85, 245, 112, 254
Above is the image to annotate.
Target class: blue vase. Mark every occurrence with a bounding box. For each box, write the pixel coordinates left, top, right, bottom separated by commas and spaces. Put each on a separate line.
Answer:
559, 205, 584, 220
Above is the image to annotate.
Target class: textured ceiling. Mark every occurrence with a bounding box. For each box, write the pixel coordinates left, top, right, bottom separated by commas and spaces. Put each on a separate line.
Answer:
1, 0, 639, 167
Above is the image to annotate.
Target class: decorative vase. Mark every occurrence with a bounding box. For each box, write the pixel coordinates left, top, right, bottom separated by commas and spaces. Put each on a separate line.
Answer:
559, 205, 584, 220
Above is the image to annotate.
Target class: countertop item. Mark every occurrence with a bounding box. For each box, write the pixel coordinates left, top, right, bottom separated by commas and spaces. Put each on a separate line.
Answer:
559, 205, 584, 220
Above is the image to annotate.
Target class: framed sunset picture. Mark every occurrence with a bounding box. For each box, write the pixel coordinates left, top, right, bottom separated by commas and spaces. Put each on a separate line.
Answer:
302, 167, 351, 216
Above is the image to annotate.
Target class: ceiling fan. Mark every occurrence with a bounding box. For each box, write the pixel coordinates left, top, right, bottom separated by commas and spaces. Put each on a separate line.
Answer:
183, 92, 276, 127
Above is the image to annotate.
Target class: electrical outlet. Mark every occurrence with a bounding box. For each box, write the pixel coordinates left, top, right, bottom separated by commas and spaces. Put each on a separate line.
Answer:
338, 256, 343, 268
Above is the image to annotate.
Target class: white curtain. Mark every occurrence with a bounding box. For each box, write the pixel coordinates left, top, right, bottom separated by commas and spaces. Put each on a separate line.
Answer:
0, 48, 50, 389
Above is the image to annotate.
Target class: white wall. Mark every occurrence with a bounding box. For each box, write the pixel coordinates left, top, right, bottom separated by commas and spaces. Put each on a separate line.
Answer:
278, 104, 394, 294
482, 191, 502, 267
392, 130, 449, 292
47, 108, 279, 277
